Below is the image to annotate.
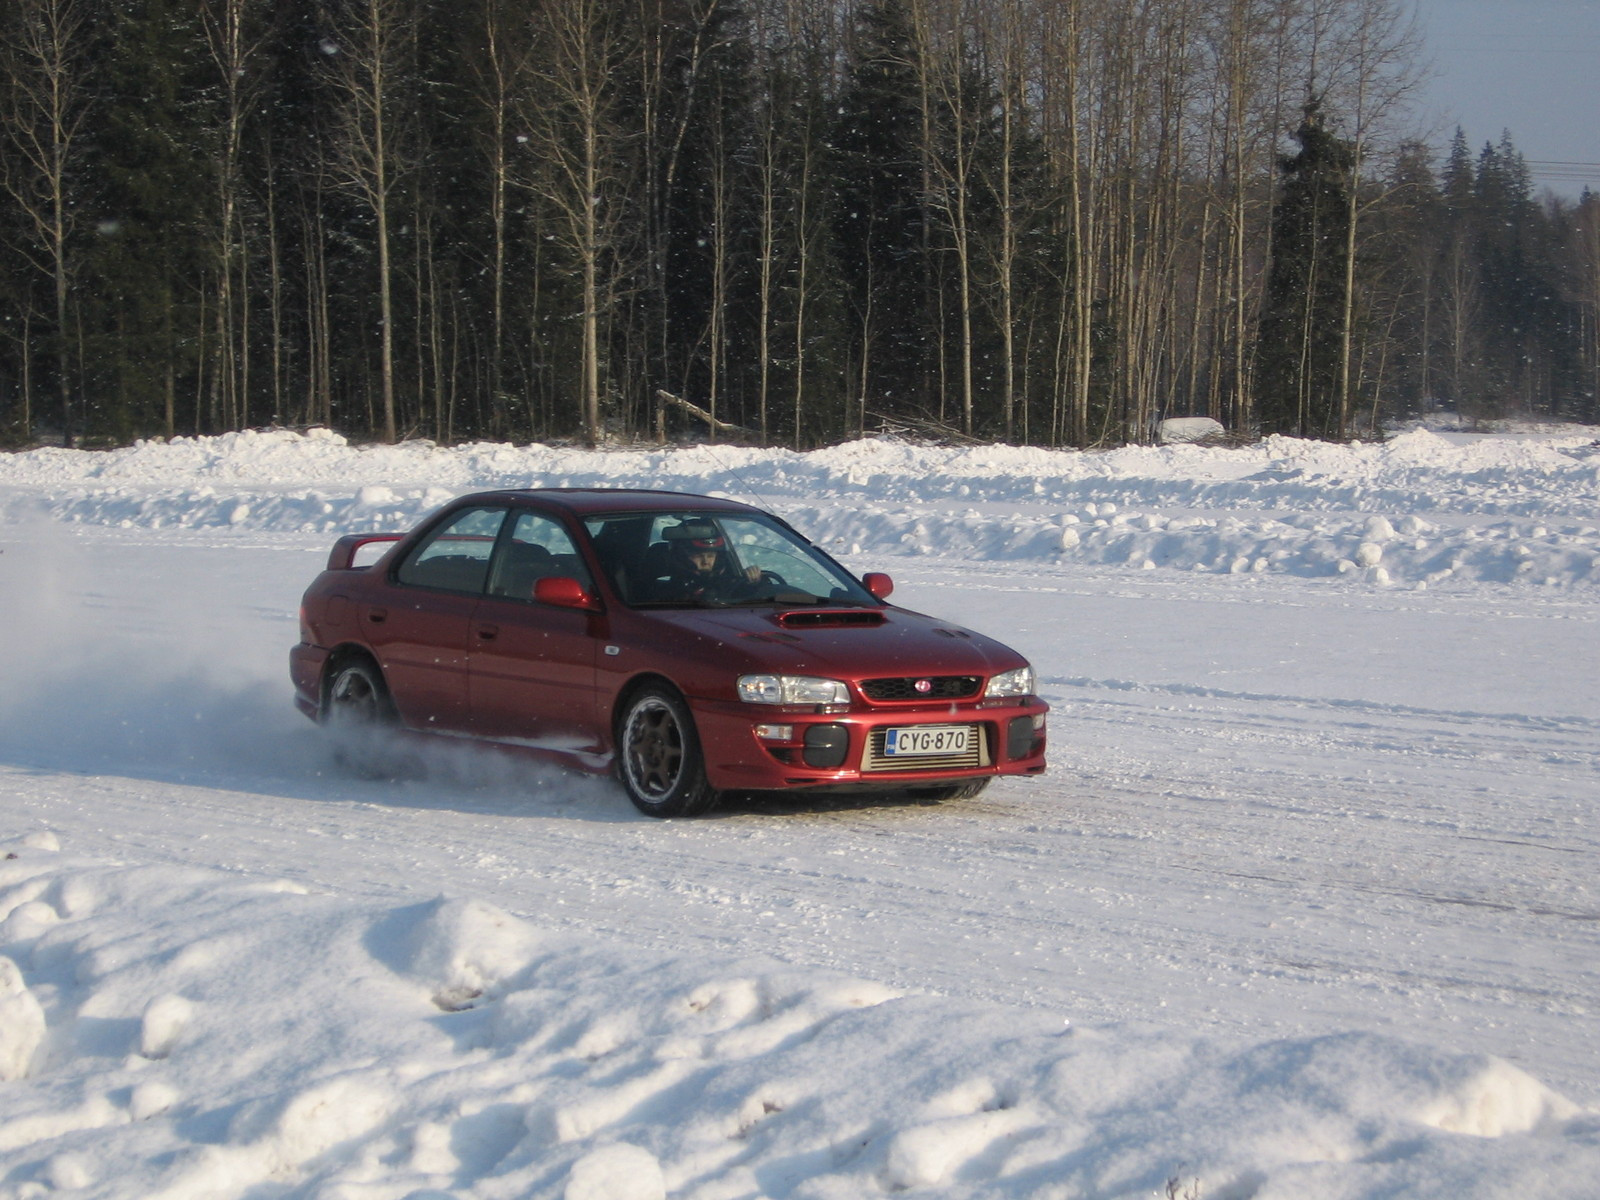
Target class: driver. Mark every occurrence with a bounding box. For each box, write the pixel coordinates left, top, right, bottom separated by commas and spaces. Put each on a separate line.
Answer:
662, 520, 760, 601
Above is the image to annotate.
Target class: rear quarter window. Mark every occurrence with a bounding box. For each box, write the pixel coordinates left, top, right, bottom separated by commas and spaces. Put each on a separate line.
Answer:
395, 507, 508, 594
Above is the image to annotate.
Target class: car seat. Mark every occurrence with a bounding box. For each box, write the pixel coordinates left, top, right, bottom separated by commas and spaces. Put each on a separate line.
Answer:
490, 541, 553, 599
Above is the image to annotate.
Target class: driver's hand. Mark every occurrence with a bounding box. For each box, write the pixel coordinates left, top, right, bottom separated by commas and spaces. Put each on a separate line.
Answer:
745, 566, 761, 581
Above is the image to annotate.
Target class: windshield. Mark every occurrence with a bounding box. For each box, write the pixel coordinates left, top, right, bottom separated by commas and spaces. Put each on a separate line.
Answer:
584, 510, 877, 609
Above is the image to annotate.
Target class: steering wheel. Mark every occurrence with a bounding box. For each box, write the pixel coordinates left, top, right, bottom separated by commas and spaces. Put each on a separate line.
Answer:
758, 569, 788, 587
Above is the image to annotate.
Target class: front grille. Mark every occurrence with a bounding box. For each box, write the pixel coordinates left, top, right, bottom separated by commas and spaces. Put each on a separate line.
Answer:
862, 724, 989, 772
860, 675, 981, 702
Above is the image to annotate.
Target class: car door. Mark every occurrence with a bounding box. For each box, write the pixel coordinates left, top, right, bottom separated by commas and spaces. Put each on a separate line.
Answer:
367, 505, 508, 733
468, 509, 604, 751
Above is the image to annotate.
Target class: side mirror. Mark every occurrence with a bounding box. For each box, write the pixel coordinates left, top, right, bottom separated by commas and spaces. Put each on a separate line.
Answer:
534, 576, 600, 611
862, 572, 894, 601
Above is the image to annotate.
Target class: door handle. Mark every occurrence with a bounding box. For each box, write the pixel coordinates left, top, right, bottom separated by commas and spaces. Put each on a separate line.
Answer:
476, 624, 499, 640
366, 607, 387, 624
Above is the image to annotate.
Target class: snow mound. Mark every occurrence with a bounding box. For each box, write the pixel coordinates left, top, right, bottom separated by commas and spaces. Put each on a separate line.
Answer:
382, 894, 548, 1011
0, 956, 46, 1080
4, 427, 1598, 590
0, 837, 1593, 1200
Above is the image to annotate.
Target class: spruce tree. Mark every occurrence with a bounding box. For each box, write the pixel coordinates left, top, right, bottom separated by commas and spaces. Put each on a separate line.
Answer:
653, 0, 759, 435
1435, 127, 1480, 413
1473, 132, 1564, 417
1368, 141, 1443, 419
1256, 103, 1354, 439
82, 0, 209, 441
832, 0, 929, 427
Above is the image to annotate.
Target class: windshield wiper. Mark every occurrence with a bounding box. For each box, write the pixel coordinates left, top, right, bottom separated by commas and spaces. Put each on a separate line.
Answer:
634, 590, 865, 610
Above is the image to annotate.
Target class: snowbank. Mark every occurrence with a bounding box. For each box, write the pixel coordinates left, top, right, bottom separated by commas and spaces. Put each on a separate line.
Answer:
1, 833, 1594, 1200
3, 426, 1598, 590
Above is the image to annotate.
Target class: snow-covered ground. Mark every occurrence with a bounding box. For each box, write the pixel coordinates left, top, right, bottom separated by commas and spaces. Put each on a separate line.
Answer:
1, 427, 1597, 1199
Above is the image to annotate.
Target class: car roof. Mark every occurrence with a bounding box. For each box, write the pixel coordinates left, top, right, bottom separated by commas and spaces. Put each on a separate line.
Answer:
456, 487, 765, 518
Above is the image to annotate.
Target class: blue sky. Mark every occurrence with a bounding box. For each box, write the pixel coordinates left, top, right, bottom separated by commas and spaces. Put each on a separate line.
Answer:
1413, 0, 1600, 194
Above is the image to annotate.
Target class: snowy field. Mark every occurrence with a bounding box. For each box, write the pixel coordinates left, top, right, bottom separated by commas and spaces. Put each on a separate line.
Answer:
0, 426, 1598, 1199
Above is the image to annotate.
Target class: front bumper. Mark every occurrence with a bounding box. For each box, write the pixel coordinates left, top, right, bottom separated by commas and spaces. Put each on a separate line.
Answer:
690, 695, 1048, 792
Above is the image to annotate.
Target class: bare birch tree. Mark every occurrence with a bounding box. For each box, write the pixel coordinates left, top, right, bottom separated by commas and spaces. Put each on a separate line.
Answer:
1038, 0, 1100, 446
321, 0, 420, 443
519, 0, 639, 445
463, 0, 539, 435
1573, 195, 1600, 420
199, 0, 274, 431
909, 0, 984, 435
1317, 0, 1422, 436
978, 0, 1037, 441
1, 0, 93, 445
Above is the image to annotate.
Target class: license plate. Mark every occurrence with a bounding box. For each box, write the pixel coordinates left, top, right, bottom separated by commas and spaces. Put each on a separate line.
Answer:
884, 725, 970, 757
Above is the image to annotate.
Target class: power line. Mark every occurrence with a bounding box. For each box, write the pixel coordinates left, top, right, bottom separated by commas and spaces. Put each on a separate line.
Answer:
1437, 34, 1600, 54
1525, 160, 1600, 185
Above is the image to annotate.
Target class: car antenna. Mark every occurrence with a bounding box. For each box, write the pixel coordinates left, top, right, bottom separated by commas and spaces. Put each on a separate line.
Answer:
699, 439, 787, 521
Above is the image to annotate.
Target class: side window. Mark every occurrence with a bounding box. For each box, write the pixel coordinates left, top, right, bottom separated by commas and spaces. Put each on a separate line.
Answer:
394, 507, 507, 595
584, 515, 652, 602
487, 510, 593, 601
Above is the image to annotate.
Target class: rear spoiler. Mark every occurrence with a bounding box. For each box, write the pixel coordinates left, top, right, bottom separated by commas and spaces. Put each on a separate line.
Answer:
326, 533, 404, 571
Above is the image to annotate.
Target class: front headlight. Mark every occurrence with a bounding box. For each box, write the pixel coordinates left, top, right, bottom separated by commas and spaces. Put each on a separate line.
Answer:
737, 674, 851, 706
984, 665, 1035, 698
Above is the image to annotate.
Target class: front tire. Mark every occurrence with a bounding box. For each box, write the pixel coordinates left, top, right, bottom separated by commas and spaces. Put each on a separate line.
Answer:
617, 686, 719, 818
910, 778, 991, 802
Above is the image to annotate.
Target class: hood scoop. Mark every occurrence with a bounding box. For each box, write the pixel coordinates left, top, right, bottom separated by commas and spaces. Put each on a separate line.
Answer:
775, 609, 887, 629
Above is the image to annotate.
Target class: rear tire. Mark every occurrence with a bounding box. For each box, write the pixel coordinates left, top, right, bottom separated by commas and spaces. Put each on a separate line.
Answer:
617, 686, 719, 818
323, 657, 397, 778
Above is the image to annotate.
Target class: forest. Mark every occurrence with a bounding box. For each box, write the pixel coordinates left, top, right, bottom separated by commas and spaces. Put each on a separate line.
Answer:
2, 0, 1598, 451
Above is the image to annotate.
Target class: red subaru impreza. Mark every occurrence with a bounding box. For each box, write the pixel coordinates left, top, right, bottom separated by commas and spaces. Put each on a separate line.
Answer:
291, 489, 1047, 816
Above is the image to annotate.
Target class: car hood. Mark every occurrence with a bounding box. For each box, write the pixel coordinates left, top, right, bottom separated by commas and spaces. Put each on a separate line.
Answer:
634, 604, 1021, 679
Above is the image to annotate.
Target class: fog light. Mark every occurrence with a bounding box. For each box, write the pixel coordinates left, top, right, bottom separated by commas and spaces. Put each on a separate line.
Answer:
802, 724, 850, 768
1007, 716, 1037, 760
754, 723, 794, 741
